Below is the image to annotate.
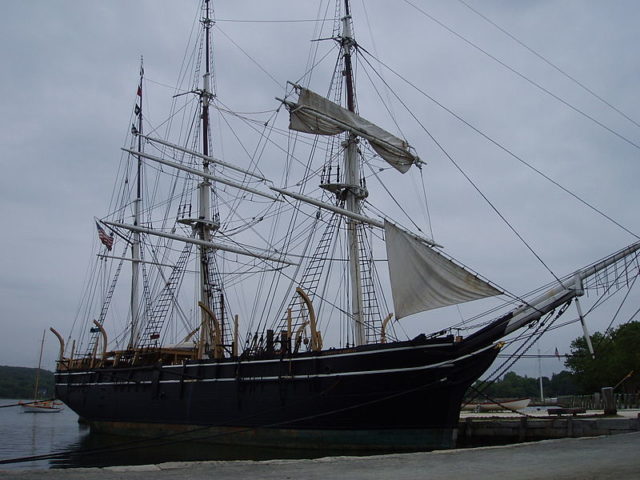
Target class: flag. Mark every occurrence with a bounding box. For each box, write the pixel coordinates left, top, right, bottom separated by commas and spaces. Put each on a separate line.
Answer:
137, 85, 142, 97
555, 347, 561, 361
96, 222, 114, 251
134, 104, 141, 116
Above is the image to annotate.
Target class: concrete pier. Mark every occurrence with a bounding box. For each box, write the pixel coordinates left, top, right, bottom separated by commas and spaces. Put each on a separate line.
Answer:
3, 431, 640, 480
458, 410, 639, 446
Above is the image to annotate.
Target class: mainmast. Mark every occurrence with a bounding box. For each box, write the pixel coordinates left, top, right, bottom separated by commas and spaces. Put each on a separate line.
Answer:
283, 0, 422, 346
341, 0, 367, 346
129, 59, 144, 348
197, 0, 218, 359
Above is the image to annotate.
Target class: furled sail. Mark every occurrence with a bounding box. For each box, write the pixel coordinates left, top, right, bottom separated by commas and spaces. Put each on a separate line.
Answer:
384, 221, 502, 318
287, 86, 419, 173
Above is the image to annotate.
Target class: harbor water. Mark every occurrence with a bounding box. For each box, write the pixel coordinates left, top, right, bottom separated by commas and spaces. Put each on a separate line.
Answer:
0, 400, 85, 469
0, 400, 354, 469
3, 399, 638, 470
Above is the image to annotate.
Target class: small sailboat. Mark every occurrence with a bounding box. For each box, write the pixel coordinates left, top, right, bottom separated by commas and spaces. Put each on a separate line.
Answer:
20, 331, 62, 413
51, 0, 639, 451
19, 400, 63, 414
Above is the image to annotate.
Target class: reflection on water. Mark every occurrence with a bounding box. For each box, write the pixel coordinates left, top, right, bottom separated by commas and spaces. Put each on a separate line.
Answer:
51, 431, 352, 469
0, 400, 89, 470
0, 400, 367, 470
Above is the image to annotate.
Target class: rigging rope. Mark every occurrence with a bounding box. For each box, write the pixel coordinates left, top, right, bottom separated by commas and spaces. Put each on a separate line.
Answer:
358, 48, 639, 242
358, 52, 565, 287
214, 25, 281, 87
456, 0, 640, 131
402, 0, 640, 153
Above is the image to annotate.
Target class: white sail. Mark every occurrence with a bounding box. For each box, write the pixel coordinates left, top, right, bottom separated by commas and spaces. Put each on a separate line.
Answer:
287, 86, 419, 173
384, 221, 502, 318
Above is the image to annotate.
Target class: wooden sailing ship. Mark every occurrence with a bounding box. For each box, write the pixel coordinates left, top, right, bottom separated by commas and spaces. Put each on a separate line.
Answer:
53, 0, 640, 451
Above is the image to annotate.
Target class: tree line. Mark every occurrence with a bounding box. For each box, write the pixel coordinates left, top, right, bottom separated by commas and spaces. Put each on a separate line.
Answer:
472, 321, 640, 399
0, 365, 55, 399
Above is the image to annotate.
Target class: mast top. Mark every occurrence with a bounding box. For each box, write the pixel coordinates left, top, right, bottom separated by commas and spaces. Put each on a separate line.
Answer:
340, 1, 356, 113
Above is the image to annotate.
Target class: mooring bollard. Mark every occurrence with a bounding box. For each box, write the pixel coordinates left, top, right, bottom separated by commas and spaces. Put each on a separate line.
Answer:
601, 387, 617, 415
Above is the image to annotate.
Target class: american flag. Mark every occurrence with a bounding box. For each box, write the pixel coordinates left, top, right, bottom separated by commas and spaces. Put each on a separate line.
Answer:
96, 222, 114, 251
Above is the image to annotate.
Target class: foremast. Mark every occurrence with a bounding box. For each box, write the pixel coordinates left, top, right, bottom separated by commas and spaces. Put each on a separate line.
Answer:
196, 0, 220, 359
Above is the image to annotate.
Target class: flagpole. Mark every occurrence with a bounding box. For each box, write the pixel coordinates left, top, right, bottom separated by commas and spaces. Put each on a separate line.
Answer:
538, 345, 544, 403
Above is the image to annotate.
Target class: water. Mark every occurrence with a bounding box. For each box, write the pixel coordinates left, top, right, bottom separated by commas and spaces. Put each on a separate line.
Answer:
0, 400, 351, 470
0, 400, 87, 470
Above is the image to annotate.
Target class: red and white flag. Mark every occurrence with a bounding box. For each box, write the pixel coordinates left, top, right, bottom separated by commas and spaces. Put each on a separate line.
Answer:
96, 222, 114, 251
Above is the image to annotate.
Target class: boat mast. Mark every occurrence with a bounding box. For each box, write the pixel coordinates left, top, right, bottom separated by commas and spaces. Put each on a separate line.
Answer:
341, 0, 366, 346
33, 330, 45, 400
130, 59, 144, 349
197, 0, 217, 359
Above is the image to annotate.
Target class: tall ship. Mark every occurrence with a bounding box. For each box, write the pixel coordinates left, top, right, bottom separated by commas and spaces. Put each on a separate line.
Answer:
54, 0, 640, 451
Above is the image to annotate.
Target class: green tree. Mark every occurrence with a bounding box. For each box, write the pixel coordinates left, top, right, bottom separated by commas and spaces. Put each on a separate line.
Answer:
0, 366, 55, 399
548, 370, 577, 396
565, 321, 640, 394
470, 370, 579, 401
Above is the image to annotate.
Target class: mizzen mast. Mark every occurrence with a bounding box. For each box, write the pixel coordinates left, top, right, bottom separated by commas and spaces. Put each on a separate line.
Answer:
129, 59, 144, 348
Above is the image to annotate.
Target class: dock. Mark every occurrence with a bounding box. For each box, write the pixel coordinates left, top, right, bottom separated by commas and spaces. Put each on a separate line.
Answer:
458, 408, 640, 446
3, 431, 640, 480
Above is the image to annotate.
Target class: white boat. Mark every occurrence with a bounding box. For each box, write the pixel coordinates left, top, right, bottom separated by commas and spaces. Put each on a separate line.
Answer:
19, 400, 63, 414
463, 398, 531, 412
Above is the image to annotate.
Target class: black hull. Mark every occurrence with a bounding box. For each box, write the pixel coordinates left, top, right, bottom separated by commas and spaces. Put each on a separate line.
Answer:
55, 336, 500, 451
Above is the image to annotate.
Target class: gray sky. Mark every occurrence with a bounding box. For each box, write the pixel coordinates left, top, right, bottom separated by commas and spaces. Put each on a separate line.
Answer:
1, 0, 639, 379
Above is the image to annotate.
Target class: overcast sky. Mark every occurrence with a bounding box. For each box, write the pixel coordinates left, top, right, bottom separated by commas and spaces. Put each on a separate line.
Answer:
1, 0, 639, 379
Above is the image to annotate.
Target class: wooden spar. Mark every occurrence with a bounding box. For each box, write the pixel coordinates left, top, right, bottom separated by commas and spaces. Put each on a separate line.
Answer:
135, 134, 268, 181
102, 220, 297, 266
98, 254, 176, 269
272, 186, 384, 228
504, 240, 640, 336
271, 187, 440, 247
122, 148, 279, 201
